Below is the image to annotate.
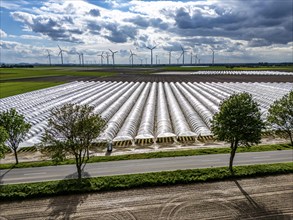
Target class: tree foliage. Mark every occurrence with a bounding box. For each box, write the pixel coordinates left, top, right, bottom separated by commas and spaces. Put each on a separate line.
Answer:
41, 104, 106, 180
0, 126, 9, 159
267, 90, 293, 145
211, 92, 265, 173
0, 109, 31, 164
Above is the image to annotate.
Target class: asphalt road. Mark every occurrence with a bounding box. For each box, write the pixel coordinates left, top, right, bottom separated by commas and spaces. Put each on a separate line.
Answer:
0, 150, 292, 185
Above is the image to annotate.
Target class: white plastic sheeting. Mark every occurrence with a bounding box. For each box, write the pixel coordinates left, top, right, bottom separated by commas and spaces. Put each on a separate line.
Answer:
170, 83, 210, 136
135, 83, 157, 142
156, 82, 176, 139
191, 71, 293, 75
164, 83, 196, 137
0, 80, 292, 147
113, 83, 151, 142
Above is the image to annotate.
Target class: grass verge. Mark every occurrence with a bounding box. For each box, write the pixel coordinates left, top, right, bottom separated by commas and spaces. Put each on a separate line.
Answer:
0, 143, 292, 170
0, 162, 292, 201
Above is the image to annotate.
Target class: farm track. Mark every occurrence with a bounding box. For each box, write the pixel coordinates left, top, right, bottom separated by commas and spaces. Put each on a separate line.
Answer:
0, 174, 292, 219
2, 73, 293, 83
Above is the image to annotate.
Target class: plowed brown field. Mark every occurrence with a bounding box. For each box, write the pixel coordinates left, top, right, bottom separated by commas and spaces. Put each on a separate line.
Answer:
1, 174, 292, 219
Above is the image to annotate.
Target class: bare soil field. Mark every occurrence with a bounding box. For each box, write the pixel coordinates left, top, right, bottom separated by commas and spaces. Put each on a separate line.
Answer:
0, 174, 292, 220
4, 72, 293, 83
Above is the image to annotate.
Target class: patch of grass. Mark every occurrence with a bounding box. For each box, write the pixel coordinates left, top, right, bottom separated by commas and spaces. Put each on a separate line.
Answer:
0, 143, 292, 170
0, 162, 292, 200
0, 81, 64, 98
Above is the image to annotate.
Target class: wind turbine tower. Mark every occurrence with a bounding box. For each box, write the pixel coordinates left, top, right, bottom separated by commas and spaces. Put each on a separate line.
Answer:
76, 52, 82, 65
180, 45, 187, 65
97, 52, 104, 65
105, 52, 110, 65
211, 48, 215, 65
46, 50, 52, 66
109, 49, 118, 66
146, 45, 156, 66
168, 51, 172, 65
57, 45, 66, 65
129, 50, 136, 67
190, 51, 193, 64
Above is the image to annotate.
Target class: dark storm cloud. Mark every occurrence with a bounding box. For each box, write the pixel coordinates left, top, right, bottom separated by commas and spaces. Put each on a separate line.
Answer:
11, 12, 84, 43
125, 16, 169, 30
171, 1, 293, 47
103, 22, 137, 43
89, 9, 100, 17
125, 16, 149, 27
86, 21, 102, 34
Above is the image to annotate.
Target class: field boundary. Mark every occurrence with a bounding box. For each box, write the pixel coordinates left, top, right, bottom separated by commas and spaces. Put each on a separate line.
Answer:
0, 162, 292, 200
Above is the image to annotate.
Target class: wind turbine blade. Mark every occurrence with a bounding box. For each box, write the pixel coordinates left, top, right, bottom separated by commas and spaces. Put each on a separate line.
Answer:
109, 49, 113, 53
57, 45, 61, 50
146, 46, 151, 50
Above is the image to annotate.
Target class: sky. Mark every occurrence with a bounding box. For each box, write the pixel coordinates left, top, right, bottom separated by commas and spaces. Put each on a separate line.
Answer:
0, 0, 292, 65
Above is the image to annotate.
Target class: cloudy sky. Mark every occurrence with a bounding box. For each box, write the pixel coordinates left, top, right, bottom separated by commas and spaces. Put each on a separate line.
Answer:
0, 0, 292, 64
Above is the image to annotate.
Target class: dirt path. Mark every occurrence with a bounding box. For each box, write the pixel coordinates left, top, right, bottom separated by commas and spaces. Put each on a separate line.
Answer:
1, 174, 292, 220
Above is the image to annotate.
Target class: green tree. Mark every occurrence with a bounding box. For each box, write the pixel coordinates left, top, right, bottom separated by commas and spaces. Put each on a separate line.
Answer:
0, 109, 31, 164
0, 126, 9, 159
267, 91, 293, 146
211, 92, 265, 173
41, 104, 106, 180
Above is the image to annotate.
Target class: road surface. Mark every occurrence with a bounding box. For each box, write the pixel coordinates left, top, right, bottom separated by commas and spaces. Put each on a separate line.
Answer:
0, 150, 292, 184
0, 174, 292, 219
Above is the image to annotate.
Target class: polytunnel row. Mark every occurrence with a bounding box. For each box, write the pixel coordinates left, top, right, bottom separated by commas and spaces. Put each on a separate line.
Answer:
191, 71, 293, 75
0, 81, 292, 148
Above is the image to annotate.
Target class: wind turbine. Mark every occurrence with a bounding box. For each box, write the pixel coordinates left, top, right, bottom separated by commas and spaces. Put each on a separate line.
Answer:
46, 50, 52, 66
180, 45, 187, 65
76, 52, 82, 65
139, 58, 144, 66
146, 45, 156, 66
57, 45, 66, 65
194, 54, 198, 64
129, 50, 136, 67
109, 49, 118, 66
211, 48, 215, 65
168, 50, 172, 65
155, 54, 158, 65
80, 53, 84, 66
190, 51, 193, 64
97, 52, 104, 65
105, 52, 110, 65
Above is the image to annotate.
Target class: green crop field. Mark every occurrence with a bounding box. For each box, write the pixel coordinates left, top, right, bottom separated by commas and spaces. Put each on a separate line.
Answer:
0, 67, 116, 81
0, 81, 64, 98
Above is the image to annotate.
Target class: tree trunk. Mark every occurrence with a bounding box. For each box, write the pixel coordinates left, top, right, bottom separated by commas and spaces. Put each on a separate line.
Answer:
75, 155, 82, 181
77, 164, 82, 180
229, 140, 238, 174
13, 148, 19, 164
